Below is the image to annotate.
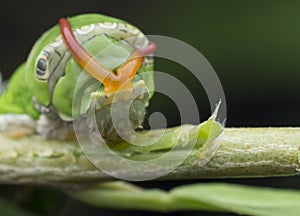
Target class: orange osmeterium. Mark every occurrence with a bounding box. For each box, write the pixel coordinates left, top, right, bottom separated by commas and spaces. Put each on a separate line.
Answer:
59, 18, 156, 93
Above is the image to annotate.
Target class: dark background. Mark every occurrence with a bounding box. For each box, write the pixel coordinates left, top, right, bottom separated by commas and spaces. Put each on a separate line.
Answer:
0, 0, 299, 215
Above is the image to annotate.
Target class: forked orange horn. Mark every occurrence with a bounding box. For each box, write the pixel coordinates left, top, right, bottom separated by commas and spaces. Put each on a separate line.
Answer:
59, 18, 156, 93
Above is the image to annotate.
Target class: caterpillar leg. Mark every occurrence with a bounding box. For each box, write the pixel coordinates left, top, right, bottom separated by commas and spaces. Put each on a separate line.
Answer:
36, 115, 75, 140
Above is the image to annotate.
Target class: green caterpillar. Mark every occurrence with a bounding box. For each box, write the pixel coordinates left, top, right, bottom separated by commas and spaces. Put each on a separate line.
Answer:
0, 13, 155, 140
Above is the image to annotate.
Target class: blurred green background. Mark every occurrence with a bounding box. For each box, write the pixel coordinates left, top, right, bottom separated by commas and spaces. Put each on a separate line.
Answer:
0, 0, 299, 215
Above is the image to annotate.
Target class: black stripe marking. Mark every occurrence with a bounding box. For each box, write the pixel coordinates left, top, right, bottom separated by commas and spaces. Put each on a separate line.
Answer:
55, 50, 62, 57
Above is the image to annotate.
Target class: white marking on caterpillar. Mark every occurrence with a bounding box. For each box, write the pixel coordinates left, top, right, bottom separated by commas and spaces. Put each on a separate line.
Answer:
51, 35, 64, 48
76, 24, 96, 35
144, 57, 154, 64
99, 22, 117, 29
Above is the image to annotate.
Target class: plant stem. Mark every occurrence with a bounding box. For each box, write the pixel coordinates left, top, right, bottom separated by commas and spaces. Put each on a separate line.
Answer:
0, 127, 299, 186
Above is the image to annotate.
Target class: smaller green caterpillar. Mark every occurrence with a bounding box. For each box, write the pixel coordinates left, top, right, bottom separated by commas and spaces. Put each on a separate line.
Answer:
0, 14, 155, 140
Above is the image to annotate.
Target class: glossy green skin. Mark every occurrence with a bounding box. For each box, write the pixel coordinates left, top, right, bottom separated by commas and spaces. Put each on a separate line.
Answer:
0, 14, 154, 121
0, 63, 38, 118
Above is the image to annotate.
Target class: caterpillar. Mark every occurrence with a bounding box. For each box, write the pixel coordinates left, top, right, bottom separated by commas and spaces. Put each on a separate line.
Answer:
0, 13, 155, 141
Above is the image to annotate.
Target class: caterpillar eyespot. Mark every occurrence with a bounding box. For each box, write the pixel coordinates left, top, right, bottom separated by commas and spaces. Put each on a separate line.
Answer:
35, 50, 50, 80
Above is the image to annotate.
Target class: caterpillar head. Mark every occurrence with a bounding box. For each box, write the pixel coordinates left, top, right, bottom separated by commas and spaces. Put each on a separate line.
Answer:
26, 14, 155, 140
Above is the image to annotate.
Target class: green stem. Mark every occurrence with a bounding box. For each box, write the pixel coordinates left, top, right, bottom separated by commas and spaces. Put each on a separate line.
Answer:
0, 123, 298, 186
